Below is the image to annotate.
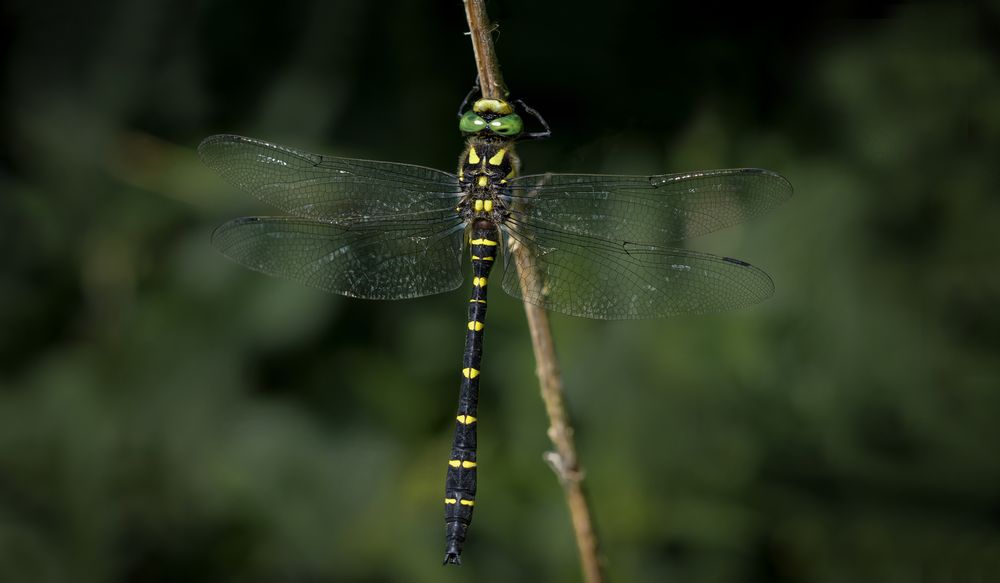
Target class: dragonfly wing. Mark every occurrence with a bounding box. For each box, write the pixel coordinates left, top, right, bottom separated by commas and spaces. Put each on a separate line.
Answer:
500, 224, 773, 319
199, 135, 464, 225
506, 169, 791, 244
213, 217, 466, 299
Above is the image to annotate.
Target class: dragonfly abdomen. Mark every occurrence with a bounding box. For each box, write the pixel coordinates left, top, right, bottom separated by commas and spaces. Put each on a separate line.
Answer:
444, 219, 499, 565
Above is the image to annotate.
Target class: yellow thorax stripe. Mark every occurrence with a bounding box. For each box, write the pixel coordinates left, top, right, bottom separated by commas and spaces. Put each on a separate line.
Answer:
472, 199, 495, 213
477, 175, 488, 187
488, 148, 506, 166
468, 147, 480, 164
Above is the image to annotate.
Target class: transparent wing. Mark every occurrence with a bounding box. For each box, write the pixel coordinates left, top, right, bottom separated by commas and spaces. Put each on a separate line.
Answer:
199, 134, 464, 225
500, 220, 774, 320
506, 169, 791, 245
213, 217, 466, 300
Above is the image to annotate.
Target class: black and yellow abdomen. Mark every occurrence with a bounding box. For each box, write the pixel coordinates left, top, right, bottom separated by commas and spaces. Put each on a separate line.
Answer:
443, 219, 500, 564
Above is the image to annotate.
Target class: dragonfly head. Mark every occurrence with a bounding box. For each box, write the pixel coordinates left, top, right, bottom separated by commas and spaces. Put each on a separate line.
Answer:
459, 98, 523, 138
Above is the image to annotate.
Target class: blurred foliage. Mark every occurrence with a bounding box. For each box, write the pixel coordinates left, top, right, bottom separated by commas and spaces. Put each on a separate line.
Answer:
2, 0, 1000, 581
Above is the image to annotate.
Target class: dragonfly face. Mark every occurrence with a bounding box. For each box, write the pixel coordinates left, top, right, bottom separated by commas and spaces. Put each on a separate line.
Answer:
199, 91, 792, 565
459, 98, 524, 138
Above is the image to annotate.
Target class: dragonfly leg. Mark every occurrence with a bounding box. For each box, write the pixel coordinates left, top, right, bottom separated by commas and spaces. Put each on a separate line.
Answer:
514, 99, 552, 141
457, 79, 481, 117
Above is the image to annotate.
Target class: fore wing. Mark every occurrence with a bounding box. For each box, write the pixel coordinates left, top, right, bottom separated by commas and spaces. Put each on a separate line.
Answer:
506, 169, 791, 245
200, 134, 464, 225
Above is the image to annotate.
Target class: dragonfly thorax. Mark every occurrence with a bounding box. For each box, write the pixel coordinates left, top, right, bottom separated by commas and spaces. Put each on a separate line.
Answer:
457, 136, 517, 221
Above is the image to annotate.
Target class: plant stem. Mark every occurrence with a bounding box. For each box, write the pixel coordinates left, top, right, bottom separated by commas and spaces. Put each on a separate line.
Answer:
462, 2, 605, 581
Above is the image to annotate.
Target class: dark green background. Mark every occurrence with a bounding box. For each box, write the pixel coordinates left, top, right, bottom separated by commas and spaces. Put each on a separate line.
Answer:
2, 0, 999, 581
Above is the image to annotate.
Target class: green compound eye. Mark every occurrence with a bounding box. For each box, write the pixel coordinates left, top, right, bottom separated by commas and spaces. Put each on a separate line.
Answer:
459, 111, 487, 133
488, 114, 523, 136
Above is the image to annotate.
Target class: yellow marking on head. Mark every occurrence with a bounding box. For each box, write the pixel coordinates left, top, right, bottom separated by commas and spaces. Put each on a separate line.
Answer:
473, 277, 488, 287
468, 321, 484, 331
474, 199, 484, 212
483, 200, 494, 212
488, 148, 507, 166
448, 460, 461, 468
445, 498, 457, 505
462, 461, 477, 469
477, 175, 488, 187
468, 147, 480, 164
456, 414, 477, 424
462, 367, 480, 379
473, 98, 513, 115
460, 499, 475, 506
470, 238, 498, 246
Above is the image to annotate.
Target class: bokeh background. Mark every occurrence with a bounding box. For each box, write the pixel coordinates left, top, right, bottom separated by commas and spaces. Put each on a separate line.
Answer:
3, 0, 999, 581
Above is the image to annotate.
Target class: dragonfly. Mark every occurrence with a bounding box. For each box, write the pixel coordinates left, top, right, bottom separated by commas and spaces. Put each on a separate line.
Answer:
199, 92, 792, 565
